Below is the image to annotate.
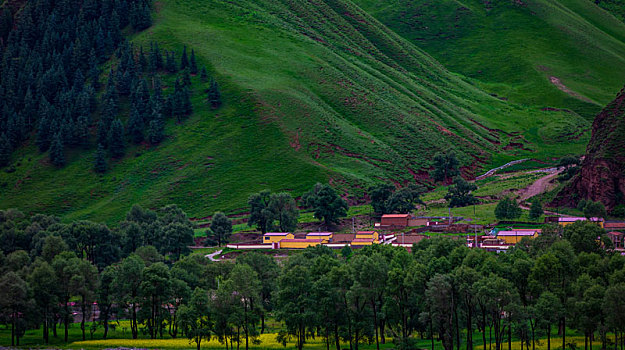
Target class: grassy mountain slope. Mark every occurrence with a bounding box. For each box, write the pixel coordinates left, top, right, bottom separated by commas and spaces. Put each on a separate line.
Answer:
0, 0, 590, 223
353, 0, 625, 119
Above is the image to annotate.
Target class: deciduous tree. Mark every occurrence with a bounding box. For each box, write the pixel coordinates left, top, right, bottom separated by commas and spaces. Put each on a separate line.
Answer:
178, 288, 212, 350
208, 212, 233, 247
302, 183, 348, 227
445, 176, 478, 208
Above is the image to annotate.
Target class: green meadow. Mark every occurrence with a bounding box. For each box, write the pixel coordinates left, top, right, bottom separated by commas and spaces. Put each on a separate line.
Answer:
3, 0, 620, 223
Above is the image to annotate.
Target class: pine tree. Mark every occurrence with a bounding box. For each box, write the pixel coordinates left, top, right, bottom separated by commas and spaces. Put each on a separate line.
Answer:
199, 66, 209, 82
163, 95, 173, 117
138, 46, 148, 72
150, 76, 164, 113
183, 87, 193, 115
181, 68, 192, 87
97, 119, 109, 148
147, 109, 165, 145
153, 42, 163, 70
117, 69, 132, 96
22, 89, 37, 126
104, 70, 118, 104
180, 45, 189, 70
73, 69, 85, 92
93, 144, 107, 173
36, 116, 51, 152
75, 116, 90, 146
101, 97, 117, 125
88, 49, 101, 89
7, 113, 23, 148
130, 2, 152, 31
127, 105, 144, 144
208, 78, 222, 108
140, 3, 152, 30
108, 119, 125, 158
166, 51, 177, 73
0, 133, 11, 167
172, 80, 184, 121
190, 49, 198, 74
49, 133, 66, 167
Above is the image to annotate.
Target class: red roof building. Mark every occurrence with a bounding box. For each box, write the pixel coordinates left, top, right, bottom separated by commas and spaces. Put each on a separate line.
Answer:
381, 214, 411, 227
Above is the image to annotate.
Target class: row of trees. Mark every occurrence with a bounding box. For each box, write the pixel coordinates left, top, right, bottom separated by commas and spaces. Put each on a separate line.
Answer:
3, 206, 625, 350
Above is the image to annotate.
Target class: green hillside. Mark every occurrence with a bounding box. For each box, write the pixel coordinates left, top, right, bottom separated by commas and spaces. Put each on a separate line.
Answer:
0, 0, 592, 223
353, 0, 625, 119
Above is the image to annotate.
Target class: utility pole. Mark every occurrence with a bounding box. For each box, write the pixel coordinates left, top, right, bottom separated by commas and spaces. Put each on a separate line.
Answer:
474, 219, 478, 248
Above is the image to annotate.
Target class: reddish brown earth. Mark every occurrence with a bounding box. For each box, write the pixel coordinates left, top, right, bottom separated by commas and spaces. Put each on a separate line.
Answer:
552, 86, 625, 211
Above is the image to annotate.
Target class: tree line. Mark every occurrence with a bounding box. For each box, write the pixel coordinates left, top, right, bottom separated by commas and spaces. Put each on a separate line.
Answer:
2, 203, 625, 350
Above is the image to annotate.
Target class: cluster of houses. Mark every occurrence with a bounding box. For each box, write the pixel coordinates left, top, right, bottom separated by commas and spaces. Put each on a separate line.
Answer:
475, 216, 625, 253
224, 214, 625, 252
262, 231, 380, 249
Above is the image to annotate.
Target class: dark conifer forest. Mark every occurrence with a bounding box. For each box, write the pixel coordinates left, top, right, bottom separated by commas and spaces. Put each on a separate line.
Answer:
0, 0, 211, 171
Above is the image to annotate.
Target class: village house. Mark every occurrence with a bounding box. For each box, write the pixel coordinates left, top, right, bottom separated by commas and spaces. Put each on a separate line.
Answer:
330, 233, 355, 244
379, 214, 411, 227
278, 238, 323, 249
557, 217, 605, 228
262, 232, 294, 243
607, 231, 624, 249
306, 232, 333, 243
355, 231, 379, 242
496, 229, 541, 245
389, 233, 428, 248
376, 215, 463, 229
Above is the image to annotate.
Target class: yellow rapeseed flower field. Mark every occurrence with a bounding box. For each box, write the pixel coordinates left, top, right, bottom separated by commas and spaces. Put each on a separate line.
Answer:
475, 336, 605, 350
71, 333, 328, 349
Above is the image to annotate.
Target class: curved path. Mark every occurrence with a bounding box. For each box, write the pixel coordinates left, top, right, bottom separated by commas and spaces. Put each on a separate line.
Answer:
205, 249, 223, 262
476, 159, 529, 180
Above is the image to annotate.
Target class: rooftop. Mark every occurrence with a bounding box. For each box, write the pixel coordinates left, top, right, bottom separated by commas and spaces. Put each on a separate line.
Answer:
558, 217, 604, 222
306, 232, 333, 236
264, 232, 292, 236
332, 234, 355, 243
382, 214, 411, 218
394, 234, 427, 244
356, 231, 376, 235
497, 230, 540, 236
280, 239, 323, 243
605, 221, 625, 228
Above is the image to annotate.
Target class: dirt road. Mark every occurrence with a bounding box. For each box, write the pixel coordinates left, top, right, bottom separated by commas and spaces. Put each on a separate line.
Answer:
517, 168, 563, 201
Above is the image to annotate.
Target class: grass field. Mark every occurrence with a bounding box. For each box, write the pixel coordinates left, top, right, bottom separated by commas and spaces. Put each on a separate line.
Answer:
0, 0, 600, 223
422, 172, 544, 202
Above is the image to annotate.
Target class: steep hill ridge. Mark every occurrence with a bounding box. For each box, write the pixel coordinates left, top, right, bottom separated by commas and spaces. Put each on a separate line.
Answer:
553, 86, 625, 210
0, 0, 591, 222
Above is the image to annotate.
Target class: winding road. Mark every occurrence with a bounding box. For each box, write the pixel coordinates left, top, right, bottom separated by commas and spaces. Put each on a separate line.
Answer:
205, 249, 223, 262
476, 159, 529, 180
